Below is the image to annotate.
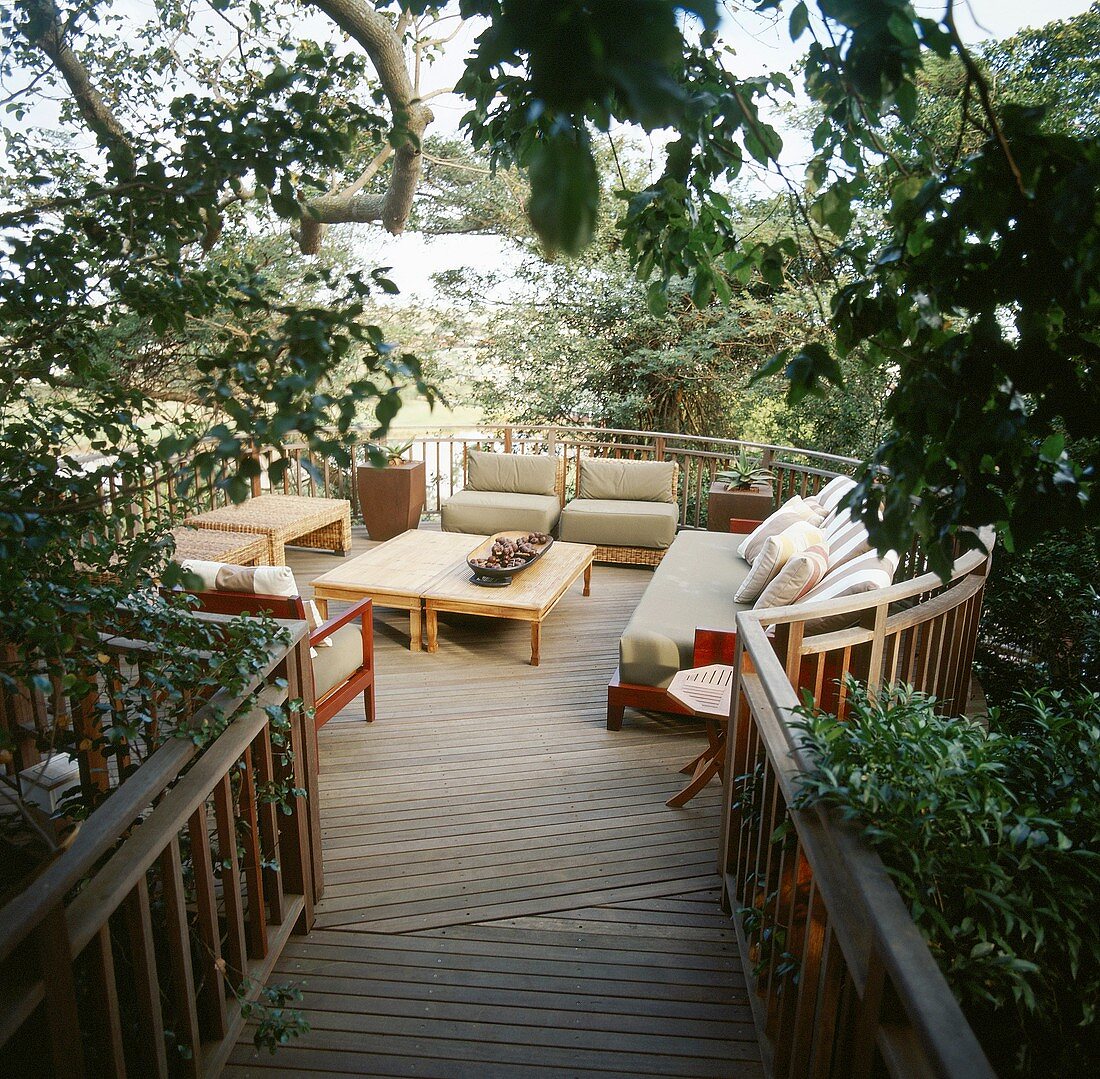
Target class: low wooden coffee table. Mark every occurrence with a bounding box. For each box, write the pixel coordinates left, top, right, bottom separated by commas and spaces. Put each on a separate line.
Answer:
423, 539, 595, 665
310, 531, 470, 651
310, 531, 595, 664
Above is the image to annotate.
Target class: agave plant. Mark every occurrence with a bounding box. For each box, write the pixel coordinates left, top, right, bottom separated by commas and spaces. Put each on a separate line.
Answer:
382, 438, 416, 465
715, 451, 774, 491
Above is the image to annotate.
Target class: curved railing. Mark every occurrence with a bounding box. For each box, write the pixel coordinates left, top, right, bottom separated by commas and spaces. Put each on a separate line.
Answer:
259, 423, 864, 531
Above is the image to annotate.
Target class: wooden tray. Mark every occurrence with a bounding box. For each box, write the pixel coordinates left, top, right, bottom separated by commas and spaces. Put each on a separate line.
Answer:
467, 531, 554, 586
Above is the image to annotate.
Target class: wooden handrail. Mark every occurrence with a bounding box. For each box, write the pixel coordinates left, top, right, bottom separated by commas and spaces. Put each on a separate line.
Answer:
722, 571, 996, 1076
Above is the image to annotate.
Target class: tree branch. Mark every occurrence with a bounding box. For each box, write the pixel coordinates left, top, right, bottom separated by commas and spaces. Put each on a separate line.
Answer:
22, 0, 136, 175
305, 0, 435, 245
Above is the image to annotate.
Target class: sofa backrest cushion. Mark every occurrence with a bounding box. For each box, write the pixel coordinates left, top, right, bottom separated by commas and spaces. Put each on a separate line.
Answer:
816, 474, 857, 513
467, 450, 558, 496
823, 507, 872, 569
798, 548, 900, 634
180, 559, 325, 635
578, 458, 676, 503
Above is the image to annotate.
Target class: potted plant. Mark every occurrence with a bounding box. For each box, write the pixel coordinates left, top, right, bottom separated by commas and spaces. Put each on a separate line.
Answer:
356, 440, 426, 541
706, 451, 775, 530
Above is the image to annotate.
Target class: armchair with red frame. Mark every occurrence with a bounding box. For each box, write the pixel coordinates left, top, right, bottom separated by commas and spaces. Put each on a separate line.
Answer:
184, 588, 375, 730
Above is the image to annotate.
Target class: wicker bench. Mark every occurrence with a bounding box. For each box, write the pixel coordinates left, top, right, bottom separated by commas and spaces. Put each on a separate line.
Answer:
184, 495, 352, 566
170, 527, 270, 567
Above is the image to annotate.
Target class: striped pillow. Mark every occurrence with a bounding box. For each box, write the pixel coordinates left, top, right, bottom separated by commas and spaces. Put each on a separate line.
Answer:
798, 549, 900, 634
753, 543, 830, 610
815, 474, 857, 513
737, 496, 825, 562
735, 522, 825, 603
825, 509, 872, 569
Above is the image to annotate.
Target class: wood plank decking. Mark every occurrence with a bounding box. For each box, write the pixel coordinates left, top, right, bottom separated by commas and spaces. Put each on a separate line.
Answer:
226, 526, 761, 1078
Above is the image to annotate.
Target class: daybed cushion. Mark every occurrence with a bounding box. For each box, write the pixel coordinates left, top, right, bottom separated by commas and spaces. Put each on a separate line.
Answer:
311, 622, 365, 699
816, 474, 857, 512
733, 521, 825, 603
441, 490, 562, 535
619, 530, 752, 688
578, 458, 676, 503
466, 450, 558, 496
754, 543, 830, 609
798, 548, 900, 633
559, 498, 678, 550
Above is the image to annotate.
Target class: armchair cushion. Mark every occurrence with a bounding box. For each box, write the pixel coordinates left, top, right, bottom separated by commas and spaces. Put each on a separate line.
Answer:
466, 450, 558, 496
559, 498, 677, 549
311, 622, 367, 700
577, 458, 676, 502
440, 490, 562, 535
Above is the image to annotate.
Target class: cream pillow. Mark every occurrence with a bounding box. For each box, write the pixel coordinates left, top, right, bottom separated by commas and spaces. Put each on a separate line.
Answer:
737, 496, 825, 562
753, 543, 830, 609
734, 522, 825, 603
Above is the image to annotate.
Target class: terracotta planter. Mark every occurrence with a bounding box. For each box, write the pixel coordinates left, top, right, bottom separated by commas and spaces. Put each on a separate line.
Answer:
706, 481, 774, 531
357, 460, 426, 541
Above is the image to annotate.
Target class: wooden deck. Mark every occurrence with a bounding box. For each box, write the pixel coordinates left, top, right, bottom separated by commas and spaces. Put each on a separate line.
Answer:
226, 526, 761, 1078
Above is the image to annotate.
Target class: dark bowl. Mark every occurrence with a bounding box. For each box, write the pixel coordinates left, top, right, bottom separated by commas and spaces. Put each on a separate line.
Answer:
466, 530, 554, 581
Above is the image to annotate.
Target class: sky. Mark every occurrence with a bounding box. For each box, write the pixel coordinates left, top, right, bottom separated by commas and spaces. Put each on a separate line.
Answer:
361, 0, 1096, 301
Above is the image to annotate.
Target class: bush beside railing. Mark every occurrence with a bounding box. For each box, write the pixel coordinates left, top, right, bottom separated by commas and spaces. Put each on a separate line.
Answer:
0, 618, 322, 1078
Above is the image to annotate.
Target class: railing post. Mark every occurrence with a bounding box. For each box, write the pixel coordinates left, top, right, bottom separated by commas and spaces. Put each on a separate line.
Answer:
503, 426, 512, 453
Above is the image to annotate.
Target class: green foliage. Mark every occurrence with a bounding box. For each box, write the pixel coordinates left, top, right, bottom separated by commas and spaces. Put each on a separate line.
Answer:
977, 521, 1100, 705
795, 681, 1100, 1077
239, 982, 309, 1053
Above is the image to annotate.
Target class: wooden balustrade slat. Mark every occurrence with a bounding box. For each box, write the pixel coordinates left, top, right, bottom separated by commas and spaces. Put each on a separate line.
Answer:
188, 804, 229, 1041
38, 905, 84, 1079
62, 691, 280, 956
252, 727, 286, 926
88, 925, 127, 1079
160, 835, 202, 1077
214, 772, 248, 990
238, 745, 269, 960
123, 876, 169, 1079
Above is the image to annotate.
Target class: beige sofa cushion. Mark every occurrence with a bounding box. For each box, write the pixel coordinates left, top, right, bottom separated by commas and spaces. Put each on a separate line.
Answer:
441, 490, 561, 535
619, 530, 752, 688
311, 622, 365, 700
559, 498, 678, 550
466, 450, 558, 496
578, 458, 676, 503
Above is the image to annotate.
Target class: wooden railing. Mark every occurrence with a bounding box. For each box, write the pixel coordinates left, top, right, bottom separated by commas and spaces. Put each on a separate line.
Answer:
0, 617, 323, 1078
249, 424, 863, 530
719, 541, 995, 1077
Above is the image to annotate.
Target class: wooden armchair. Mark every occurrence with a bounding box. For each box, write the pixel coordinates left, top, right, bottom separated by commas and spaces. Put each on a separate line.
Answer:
185, 589, 375, 729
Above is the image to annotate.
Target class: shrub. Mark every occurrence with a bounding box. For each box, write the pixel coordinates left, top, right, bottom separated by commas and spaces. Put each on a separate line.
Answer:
976, 524, 1100, 705
794, 682, 1100, 1077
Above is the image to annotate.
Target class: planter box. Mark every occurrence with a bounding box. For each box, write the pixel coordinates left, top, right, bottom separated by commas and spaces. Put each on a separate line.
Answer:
357, 460, 426, 541
706, 481, 774, 531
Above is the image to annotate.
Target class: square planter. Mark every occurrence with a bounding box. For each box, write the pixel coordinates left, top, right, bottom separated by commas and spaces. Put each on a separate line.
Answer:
357, 460, 426, 541
706, 481, 774, 531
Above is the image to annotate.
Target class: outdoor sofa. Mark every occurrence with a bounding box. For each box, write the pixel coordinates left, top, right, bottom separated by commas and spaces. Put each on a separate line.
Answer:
607, 475, 902, 728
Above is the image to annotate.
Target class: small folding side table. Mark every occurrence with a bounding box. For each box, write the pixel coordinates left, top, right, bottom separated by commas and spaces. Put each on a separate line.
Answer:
665, 663, 735, 808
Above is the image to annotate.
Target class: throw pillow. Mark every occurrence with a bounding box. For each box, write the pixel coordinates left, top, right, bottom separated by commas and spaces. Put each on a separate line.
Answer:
737, 495, 825, 562
753, 543, 830, 609
815, 474, 857, 513
823, 508, 872, 570
798, 549, 900, 634
734, 522, 825, 603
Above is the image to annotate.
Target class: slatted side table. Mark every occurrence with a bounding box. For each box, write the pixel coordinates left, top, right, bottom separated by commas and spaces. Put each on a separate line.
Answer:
665, 663, 734, 808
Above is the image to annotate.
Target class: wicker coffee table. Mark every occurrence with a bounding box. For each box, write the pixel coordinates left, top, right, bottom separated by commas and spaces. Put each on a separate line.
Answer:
170, 527, 270, 567
183, 495, 352, 565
